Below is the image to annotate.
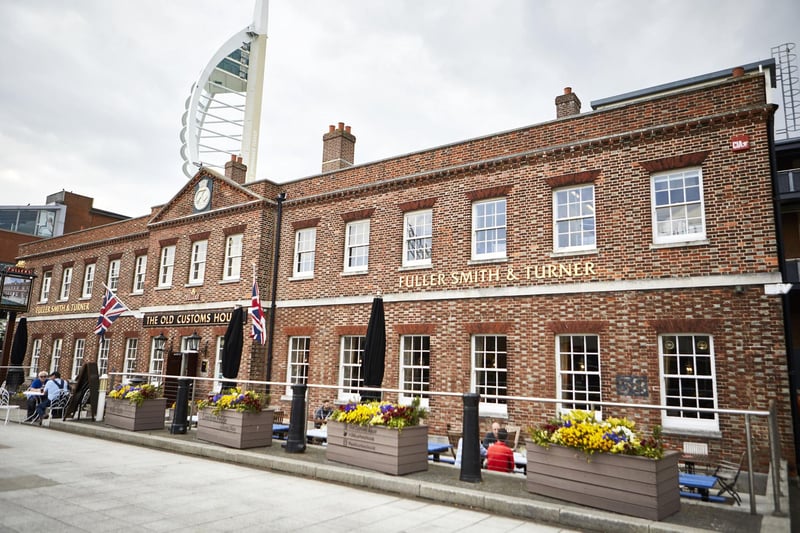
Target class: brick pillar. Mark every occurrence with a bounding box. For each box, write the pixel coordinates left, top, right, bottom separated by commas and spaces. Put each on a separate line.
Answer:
555, 87, 581, 118
322, 122, 356, 172
224, 155, 247, 185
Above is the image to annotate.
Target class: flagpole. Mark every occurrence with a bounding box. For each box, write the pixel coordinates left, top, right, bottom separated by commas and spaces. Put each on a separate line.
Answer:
101, 282, 132, 313
265, 192, 286, 395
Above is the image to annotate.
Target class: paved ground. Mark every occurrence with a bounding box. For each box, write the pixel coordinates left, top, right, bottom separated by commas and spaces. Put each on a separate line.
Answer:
0, 420, 792, 533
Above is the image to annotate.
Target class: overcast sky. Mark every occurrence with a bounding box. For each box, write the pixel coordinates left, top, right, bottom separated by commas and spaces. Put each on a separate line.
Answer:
1, 1, 798, 217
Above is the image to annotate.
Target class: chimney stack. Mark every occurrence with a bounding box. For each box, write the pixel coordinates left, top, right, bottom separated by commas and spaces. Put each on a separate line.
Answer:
322, 122, 356, 172
225, 154, 247, 185
555, 87, 581, 118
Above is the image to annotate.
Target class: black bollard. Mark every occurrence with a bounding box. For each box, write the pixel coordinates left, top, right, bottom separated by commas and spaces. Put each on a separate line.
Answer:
169, 378, 190, 434
285, 383, 307, 453
460, 393, 482, 483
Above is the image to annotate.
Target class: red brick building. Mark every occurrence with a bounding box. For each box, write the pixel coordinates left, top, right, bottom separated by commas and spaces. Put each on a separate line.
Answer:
14, 62, 796, 474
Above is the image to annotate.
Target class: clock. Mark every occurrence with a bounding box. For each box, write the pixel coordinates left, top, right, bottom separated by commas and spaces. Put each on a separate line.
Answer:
193, 179, 211, 211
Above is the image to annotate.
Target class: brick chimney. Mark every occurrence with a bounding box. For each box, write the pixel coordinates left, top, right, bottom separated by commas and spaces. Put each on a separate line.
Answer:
225, 154, 247, 185
322, 122, 356, 172
555, 87, 581, 118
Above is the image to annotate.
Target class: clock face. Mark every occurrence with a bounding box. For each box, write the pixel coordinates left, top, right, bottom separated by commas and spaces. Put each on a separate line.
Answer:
194, 187, 210, 210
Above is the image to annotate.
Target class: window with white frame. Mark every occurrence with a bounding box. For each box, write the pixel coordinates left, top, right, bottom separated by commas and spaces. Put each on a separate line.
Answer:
293, 228, 316, 278
472, 198, 506, 260
133, 255, 147, 294
189, 240, 207, 284
149, 336, 165, 383
158, 245, 175, 287
39, 271, 52, 303
29, 338, 42, 377
659, 334, 718, 431
651, 168, 705, 244
285, 337, 310, 395
344, 220, 369, 272
97, 338, 110, 376
399, 335, 430, 407
223, 234, 243, 280
402, 210, 432, 267
554, 185, 596, 252
123, 338, 138, 381
212, 337, 224, 392
81, 263, 95, 298
59, 267, 72, 300
50, 338, 63, 374
556, 334, 601, 414
107, 259, 121, 291
472, 335, 507, 415
71, 338, 85, 380
338, 336, 364, 401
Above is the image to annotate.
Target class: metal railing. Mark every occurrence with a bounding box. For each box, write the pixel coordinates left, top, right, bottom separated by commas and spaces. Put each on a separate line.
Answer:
108, 372, 783, 516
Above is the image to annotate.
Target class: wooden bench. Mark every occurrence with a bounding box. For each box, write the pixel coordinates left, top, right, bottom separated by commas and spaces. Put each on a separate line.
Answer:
679, 473, 726, 502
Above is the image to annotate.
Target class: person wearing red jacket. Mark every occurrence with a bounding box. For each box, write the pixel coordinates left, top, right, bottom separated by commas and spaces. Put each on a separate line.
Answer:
486, 428, 515, 473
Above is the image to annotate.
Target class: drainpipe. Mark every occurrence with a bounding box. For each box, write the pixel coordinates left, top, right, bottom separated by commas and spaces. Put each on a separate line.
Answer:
265, 192, 286, 395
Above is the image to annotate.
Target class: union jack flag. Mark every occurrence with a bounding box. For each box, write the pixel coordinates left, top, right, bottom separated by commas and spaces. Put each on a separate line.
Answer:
94, 287, 128, 338
250, 279, 266, 345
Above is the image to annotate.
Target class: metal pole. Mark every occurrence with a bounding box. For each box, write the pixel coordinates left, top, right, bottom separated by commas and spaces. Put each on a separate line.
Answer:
768, 401, 784, 515
285, 383, 307, 453
265, 192, 286, 395
745, 414, 756, 515
460, 393, 481, 483
0, 311, 17, 386
169, 352, 189, 434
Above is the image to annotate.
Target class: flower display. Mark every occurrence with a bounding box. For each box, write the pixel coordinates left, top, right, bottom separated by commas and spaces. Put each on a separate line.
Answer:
528, 410, 664, 459
107, 383, 161, 407
329, 397, 427, 429
197, 387, 268, 415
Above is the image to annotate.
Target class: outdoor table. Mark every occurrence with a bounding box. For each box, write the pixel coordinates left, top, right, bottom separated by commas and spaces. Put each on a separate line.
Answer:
679, 472, 720, 501
306, 427, 327, 444
272, 423, 289, 439
427, 442, 451, 462
513, 451, 527, 474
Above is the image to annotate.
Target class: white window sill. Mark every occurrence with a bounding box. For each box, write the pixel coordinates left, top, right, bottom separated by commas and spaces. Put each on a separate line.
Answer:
219, 278, 241, 284
662, 427, 722, 439
154, 286, 172, 291
650, 239, 709, 250
467, 257, 508, 266
398, 264, 432, 271
289, 274, 314, 281
341, 270, 368, 277
184, 282, 204, 288
550, 248, 598, 258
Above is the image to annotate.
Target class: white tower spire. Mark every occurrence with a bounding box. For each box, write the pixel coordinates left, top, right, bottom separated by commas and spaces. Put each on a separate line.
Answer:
180, 0, 269, 180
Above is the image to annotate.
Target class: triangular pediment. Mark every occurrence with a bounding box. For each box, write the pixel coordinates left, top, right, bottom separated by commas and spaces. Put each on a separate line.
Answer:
148, 168, 264, 226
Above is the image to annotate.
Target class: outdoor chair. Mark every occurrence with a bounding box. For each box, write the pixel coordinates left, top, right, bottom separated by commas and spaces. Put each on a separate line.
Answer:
714, 451, 745, 505
447, 430, 462, 460
0, 387, 22, 425
42, 390, 72, 427
505, 425, 522, 451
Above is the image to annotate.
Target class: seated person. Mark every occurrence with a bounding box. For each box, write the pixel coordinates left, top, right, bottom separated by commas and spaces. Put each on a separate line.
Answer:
481, 421, 502, 455
313, 399, 334, 428
30, 371, 70, 423
485, 428, 515, 473
24, 371, 49, 421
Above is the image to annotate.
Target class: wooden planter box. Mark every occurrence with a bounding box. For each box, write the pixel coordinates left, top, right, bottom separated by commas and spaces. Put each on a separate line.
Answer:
326, 421, 428, 476
197, 408, 274, 449
105, 398, 167, 431
526, 444, 680, 520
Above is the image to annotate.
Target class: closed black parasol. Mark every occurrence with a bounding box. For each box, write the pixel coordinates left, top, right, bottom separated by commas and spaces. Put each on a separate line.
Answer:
220, 306, 244, 392
7, 316, 27, 391
360, 296, 385, 402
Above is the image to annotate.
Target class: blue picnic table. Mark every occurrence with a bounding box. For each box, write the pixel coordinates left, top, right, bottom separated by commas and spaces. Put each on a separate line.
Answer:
428, 442, 452, 462
679, 473, 725, 502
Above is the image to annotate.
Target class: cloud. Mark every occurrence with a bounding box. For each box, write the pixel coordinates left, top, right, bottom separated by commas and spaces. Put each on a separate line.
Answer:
0, 0, 797, 215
